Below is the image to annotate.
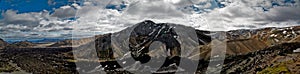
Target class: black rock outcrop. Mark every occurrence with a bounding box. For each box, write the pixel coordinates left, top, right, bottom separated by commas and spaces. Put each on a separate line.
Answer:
129, 20, 181, 63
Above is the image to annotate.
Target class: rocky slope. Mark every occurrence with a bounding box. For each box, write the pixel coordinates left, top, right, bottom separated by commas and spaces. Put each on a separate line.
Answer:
227, 26, 300, 45
0, 38, 8, 49
221, 42, 300, 74
0, 47, 77, 73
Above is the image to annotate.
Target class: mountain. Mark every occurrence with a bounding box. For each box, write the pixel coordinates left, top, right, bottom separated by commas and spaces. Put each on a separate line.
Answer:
72, 20, 209, 58
28, 38, 66, 43
47, 20, 300, 73
5, 38, 66, 44
0, 38, 9, 49
69, 20, 209, 73
48, 39, 74, 47
219, 42, 300, 73
7, 41, 35, 48
57, 24, 300, 60
193, 26, 300, 73
193, 26, 300, 59
224, 26, 300, 55
48, 36, 102, 47
227, 26, 300, 45
3, 20, 299, 73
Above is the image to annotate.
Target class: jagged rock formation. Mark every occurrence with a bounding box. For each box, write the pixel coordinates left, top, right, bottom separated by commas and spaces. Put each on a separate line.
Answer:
128, 20, 181, 63
71, 20, 206, 73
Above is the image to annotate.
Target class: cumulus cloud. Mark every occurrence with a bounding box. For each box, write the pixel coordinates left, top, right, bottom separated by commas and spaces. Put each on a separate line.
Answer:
264, 6, 300, 22
0, 7, 75, 39
165, 0, 208, 7
1, 10, 43, 27
112, 0, 299, 31
51, 5, 77, 18
1, 0, 205, 39
66, 0, 300, 32
191, 0, 300, 30
1, 0, 300, 39
125, 0, 184, 18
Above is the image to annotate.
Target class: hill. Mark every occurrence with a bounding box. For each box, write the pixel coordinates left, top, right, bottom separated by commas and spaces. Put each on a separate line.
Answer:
0, 38, 8, 49
7, 41, 35, 48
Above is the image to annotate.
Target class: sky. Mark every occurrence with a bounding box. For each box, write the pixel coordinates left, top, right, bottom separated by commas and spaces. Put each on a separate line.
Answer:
0, 0, 300, 41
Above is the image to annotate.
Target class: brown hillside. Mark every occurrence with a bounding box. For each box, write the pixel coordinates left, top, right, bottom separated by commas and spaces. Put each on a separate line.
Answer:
226, 39, 268, 55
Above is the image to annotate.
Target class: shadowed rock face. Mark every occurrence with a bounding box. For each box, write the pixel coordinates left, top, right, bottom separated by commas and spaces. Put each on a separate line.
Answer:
128, 20, 181, 63
195, 30, 212, 45
69, 20, 210, 73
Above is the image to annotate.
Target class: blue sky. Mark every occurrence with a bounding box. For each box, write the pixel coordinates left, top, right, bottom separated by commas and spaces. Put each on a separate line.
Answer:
0, 0, 76, 13
0, 0, 79, 42
0, 0, 299, 43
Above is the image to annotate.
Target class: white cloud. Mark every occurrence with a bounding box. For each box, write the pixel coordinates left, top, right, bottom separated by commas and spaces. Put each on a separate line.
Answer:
1, 0, 300, 39
51, 5, 77, 18
0, 8, 74, 38
74, 0, 300, 32
189, 0, 300, 31
165, 0, 208, 7
264, 6, 300, 22
124, 0, 184, 18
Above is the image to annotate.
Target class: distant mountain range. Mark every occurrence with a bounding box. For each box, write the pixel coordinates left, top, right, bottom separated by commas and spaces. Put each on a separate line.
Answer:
5, 38, 68, 44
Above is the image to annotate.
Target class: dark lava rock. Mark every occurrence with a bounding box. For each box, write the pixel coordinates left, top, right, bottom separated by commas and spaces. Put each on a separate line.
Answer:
129, 20, 181, 63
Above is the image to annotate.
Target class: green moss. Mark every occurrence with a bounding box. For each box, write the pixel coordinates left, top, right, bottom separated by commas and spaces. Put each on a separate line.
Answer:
258, 63, 291, 74
66, 59, 77, 63
0, 63, 17, 72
